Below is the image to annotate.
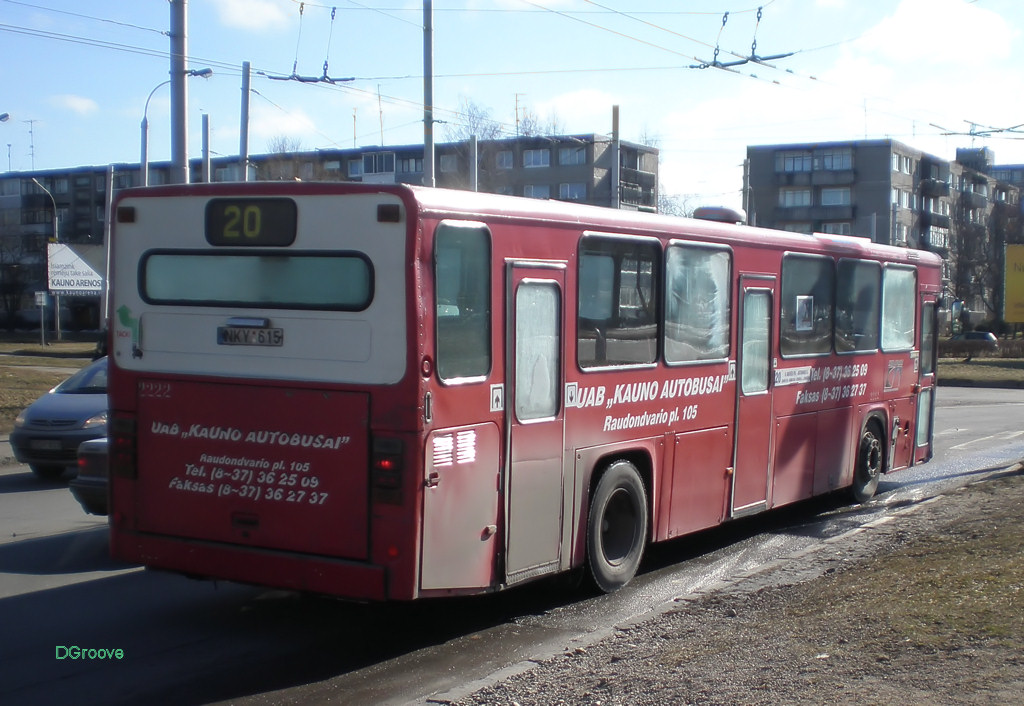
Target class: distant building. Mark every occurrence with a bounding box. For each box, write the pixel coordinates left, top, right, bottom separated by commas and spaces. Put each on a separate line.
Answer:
0, 134, 658, 330
746, 139, 1022, 326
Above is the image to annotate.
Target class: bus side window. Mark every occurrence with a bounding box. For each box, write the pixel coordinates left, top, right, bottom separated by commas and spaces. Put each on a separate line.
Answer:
836, 259, 880, 353
578, 236, 659, 368
664, 244, 731, 363
435, 222, 491, 381
780, 254, 835, 357
881, 266, 916, 352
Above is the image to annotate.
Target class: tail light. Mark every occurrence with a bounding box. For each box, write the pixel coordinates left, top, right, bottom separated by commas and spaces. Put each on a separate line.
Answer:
110, 414, 138, 478
371, 437, 404, 504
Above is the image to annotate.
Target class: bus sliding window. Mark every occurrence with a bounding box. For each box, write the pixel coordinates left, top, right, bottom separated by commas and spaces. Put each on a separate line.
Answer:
780, 254, 834, 357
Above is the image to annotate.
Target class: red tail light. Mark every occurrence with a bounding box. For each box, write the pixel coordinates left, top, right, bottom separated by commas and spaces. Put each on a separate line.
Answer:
371, 437, 404, 503
110, 414, 137, 478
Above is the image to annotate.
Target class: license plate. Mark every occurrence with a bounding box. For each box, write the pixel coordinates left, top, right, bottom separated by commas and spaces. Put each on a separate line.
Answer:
31, 439, 62, 451
217, 327, 284, 347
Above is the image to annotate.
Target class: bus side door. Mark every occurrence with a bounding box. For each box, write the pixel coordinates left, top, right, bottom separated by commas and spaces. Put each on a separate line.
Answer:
915, 295, 938, 464
731, 276, 776, 516
504, 261, 567, 585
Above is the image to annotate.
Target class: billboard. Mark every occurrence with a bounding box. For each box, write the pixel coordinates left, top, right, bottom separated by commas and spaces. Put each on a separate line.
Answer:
47, 243, 103, 297
1007, 244, 1024, 324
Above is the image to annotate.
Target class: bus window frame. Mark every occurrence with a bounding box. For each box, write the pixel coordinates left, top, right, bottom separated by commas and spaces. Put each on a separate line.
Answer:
663, 239, 732, 368
576, 231, 661, 373
779, 252, 836, 360
138, 248, 375, 311
834, 257, 882, 356
880, 264, 918, 353
433, 220, 493, 386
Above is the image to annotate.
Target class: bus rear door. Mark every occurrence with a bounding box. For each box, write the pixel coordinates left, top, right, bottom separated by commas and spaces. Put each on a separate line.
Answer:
504, 261, 567, 585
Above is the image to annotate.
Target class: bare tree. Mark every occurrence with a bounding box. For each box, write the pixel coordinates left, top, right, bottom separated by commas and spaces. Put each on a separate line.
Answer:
267, 135, 303, 154
519, 107, 564, 137
444, 100, 504, 143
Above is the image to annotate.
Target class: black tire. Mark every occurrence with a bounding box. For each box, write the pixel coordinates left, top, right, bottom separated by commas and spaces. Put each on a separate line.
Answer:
852, 423, 884, 503
587, 460, 648, 593
30, 464, 66, 481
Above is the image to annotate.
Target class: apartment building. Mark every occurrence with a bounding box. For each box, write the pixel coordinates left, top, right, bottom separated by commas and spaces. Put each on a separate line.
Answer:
0, 134, 658, 329
746, 139, 1022, 325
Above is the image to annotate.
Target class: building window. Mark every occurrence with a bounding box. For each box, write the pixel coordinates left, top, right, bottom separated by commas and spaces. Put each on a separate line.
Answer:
776, 150, 812, 172
559, 183, 586, 201
439, 154, 458, 173
496, 151, 513, 170
523, 149, 550, 168
524, 184, 550, 199
821, 222, 852, 235
347, 160, 363, 178
816, 148, 852, 171
782, 223, 813, 234
363, 152, 395, 174
398, 157, 423, 173
821, 187, 851, 206
892, 153, 901, 172
559, 147, 586, 166
779, 188, 811, 207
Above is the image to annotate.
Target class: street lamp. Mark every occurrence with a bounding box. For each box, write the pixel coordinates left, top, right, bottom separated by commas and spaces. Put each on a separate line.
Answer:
140, 68, 212, 187
30, 177, 61, 341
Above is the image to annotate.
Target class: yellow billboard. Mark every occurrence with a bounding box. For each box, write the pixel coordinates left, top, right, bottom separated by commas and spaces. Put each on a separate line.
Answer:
1007, 244, 1024, 324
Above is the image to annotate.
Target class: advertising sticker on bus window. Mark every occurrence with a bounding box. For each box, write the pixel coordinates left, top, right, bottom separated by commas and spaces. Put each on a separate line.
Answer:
796, 295, 814, 331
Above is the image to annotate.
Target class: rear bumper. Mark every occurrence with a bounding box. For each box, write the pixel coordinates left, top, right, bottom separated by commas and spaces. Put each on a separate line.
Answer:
70, 476, 108, 515
110, 530, 391, 601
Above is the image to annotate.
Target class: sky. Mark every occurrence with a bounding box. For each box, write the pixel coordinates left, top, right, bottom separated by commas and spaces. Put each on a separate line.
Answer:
2, 0, 1024, 210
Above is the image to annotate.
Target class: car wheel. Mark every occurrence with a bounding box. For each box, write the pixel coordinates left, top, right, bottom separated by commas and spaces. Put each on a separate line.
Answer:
852, 423, 884, 503
30, 464, 66, 481
587, 460, 648, 593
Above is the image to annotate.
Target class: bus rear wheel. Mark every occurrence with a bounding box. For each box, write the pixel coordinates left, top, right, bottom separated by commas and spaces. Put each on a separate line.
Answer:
587, 460, 648, 593
852, 423, 883, 503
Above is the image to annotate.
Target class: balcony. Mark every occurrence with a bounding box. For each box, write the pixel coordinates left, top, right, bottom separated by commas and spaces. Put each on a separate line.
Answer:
775, 171, 812, 187
920, 212, 950, 229
919, 178, 950, 197
962, 190, 988, 209
811, 169, 856, 186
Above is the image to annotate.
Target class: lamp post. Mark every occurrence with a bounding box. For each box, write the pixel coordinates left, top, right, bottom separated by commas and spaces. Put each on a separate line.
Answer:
1, 112, 9, 172
140, 68, 212, 187
30, 177, 61, 342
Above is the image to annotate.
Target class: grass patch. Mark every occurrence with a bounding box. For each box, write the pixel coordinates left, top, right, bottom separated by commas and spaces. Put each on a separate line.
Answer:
938, 358, 1024, 387
0, 367, 76, 434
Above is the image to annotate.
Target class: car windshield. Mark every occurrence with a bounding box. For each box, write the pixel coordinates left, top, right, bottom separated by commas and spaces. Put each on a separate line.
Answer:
55, 358, 107, 394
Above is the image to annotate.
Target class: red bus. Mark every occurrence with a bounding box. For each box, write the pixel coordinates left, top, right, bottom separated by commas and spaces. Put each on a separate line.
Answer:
107, 182, 941, 599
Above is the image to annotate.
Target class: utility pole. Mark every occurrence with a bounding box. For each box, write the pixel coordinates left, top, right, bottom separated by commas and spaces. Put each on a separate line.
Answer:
170, 0, 189, 184
423, 0, 435, 187
240, 61, 251, 181
24, 119, 37, 170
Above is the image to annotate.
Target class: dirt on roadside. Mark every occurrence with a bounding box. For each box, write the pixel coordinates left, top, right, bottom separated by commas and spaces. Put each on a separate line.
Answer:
451, 468, 1024, 706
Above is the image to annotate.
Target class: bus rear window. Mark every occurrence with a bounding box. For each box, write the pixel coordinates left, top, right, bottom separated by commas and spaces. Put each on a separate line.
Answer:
141, 251, 373, 310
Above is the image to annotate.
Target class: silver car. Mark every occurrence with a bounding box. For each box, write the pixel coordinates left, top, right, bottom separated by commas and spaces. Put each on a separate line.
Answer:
10, 357, 108, 480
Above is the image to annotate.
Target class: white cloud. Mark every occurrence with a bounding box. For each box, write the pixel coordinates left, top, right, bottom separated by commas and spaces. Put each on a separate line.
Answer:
210, 0, 289, 32
857, 0, 1016, 65
50, 95, 99, 116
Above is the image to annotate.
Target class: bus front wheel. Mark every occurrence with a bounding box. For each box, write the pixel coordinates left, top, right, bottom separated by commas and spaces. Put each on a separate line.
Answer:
852, 424, 883, 503
587, 460, 648, 593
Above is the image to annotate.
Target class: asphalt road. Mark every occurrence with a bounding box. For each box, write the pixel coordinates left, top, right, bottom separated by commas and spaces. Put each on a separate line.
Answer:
0, 386, 1021, 706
